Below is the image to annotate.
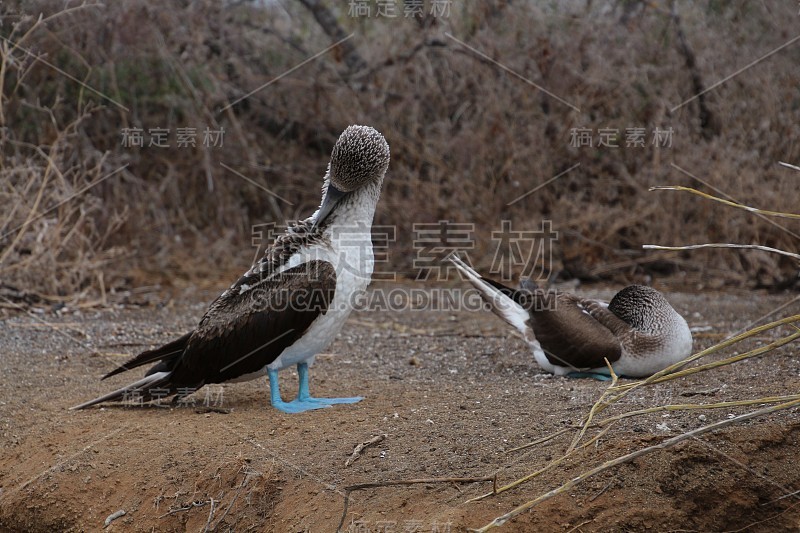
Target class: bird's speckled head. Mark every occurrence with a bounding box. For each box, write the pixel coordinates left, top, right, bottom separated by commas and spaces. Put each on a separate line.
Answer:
329, 125, 390, 192
608, 285, 673, 331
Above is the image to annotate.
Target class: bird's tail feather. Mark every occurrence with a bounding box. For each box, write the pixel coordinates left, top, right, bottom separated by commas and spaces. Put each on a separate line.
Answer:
70, 371, 172, 410
102, 332, 191, 380
448, 254, 533, 338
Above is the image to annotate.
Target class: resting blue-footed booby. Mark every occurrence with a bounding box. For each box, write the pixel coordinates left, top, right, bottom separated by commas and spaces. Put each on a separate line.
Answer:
72, 125, 390, 413
449, 255, 692, 378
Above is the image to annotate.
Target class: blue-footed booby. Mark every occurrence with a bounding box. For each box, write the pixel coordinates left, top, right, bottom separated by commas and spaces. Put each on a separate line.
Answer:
449, 255, 692, 378
73, 125, 390, 413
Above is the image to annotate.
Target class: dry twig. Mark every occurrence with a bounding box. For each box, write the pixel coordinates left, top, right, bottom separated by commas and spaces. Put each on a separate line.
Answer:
643, 243, 800, 262
474, 397, 800, 531
650, 185, 800, 219
466, 316, 800, 507
345, 434, 386, 467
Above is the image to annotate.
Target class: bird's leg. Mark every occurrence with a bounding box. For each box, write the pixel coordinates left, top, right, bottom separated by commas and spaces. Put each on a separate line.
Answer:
296, 361, 312, 400
294, 362, 363, 406
268, 368, 327, 413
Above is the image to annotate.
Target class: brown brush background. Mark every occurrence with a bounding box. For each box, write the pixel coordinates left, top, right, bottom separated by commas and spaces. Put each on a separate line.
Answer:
1, 1, 799, 304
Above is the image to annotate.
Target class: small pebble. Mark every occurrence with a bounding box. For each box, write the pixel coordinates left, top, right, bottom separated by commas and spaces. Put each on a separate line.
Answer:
104, 510, 126, 528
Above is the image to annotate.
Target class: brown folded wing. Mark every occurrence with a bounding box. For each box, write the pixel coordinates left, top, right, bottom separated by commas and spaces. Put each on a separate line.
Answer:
531, 294, 623, 370
169, 260, 336, 387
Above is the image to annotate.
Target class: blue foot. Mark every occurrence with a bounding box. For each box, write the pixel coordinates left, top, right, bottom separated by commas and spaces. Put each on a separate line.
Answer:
566, 371, 613, 381
299, 395, 363, 406
296, 362, 362, 407
267, 365, 363, 414
272, 398, 331, 414
268, 369, 330, 413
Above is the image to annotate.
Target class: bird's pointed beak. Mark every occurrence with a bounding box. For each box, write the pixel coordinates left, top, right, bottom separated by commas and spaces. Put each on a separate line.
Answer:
312, 184, 347, 231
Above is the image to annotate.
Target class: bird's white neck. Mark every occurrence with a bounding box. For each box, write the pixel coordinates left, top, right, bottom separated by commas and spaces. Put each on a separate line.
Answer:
300, 179, 382, 284
313, 179, 383, 231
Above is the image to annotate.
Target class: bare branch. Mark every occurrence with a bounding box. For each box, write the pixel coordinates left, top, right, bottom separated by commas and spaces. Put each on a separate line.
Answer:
475, 397, 800, 531
644, 243, 800, 262
297, 0, 366, 72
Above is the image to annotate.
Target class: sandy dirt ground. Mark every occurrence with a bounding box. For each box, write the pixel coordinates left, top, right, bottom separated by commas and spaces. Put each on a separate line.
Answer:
1, 282, 800, 532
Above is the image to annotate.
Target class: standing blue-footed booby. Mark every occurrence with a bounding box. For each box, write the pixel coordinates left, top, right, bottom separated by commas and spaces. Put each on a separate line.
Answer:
72, 125, 390, 413
449, 255, 692, 378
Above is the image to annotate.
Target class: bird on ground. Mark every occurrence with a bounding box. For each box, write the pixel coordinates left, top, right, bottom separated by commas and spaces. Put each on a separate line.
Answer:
448, 255, 692, 379
72, 125, 390, 413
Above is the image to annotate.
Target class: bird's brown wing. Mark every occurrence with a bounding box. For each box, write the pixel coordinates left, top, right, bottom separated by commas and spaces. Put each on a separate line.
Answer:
169, 260, 336, 386
531, 294, 622, 370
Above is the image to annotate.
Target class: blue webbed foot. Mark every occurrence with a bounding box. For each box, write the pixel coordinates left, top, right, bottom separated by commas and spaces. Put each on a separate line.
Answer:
566, 371, 613, 381
268, 364, 363, 414
269, 369, 330, 413
271, 397, 331, 414
294, 362, 363, 408
299, 395, 363, 406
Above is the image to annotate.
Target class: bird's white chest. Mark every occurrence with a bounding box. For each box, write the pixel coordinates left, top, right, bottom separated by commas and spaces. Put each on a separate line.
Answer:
267, 230, 374, 371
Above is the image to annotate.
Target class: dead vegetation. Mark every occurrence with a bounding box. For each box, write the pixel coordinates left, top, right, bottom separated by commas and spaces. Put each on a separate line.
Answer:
468, 313, 800, 530
1, 0, 799, 305
325, 312, 800, 531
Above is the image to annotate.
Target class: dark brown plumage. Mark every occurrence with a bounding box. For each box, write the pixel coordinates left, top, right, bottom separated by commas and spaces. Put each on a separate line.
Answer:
450, 255, 693, 377
480, 277, 622, 368
72, 261, 335, 408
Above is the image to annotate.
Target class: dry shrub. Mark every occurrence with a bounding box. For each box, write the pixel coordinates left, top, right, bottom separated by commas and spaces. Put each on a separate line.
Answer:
0, 102, 127, 302
1, 1, 799, 304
